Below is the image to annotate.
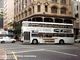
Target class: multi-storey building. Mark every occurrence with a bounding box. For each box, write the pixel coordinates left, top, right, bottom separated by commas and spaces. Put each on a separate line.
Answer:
72, 0, 80, 39
0, 0, 4, 28
14, 0, 74, 22
3, 0, 14, 30
0, 0, 4, 8
0, 8, 3, 28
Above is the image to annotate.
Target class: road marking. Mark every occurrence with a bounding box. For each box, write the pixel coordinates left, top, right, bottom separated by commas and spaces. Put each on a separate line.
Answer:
11, 49, 45, 60
12, 52, 18, 60
4, 50, 7, 60
16, 55, 36, 58
45, 50, 78, 57
13, 49, 45, 54
6, 47, 34, 50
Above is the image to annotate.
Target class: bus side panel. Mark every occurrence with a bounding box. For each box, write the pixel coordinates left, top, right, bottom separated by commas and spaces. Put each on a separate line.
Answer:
30, 37, 44, 43
54, 37, 74, 44
64, 37, 74, 43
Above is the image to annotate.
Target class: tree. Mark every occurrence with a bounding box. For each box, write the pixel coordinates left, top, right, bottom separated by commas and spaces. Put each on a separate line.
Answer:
13, 21, 22, 36
0, 11, 3, 18
0, 11, 3, 28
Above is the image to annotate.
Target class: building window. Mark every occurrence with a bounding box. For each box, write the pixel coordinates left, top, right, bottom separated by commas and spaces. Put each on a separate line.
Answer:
19, 3, 21, 12
21, 13, 24, 18
20, 14, 21, 19
25, 10, 27, 17
33, 6, 34, 13
37, 5, 41, 12
45, 5, 48, 12
52, 0, 57, 3
61, 0, 66, 4
18, 16, 19, 20
61, 7, 67, 14
28, 8, 32, 15
77, 5, 78, 10
22, 0, 25, 9
51, 6, 58, 13
25, 0, 27, 6
75, 13, 79, 18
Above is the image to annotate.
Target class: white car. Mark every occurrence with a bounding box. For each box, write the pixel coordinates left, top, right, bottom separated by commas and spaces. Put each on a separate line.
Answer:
75, 39, 80, 43
0, 37, 16, 43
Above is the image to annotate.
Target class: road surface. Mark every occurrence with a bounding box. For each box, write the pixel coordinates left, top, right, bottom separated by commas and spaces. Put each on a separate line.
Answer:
0, 42, 80, 60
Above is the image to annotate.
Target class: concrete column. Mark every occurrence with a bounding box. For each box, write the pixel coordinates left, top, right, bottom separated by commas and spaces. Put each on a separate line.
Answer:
58, 0, 60, 15
48, 5, 51, 13
41, 3, 45, 13
34, 5, 38, 14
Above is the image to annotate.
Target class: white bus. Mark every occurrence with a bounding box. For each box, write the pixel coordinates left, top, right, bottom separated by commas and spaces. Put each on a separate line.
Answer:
21, 21, 74, 44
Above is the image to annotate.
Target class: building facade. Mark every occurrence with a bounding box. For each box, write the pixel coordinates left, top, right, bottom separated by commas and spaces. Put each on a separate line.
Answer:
72, 0, 80, 39
0, 8, 3, 28
14, 0, 74, 22
0, 0, 4, 8
0, 0, 4, 28
3, 0, 14, 30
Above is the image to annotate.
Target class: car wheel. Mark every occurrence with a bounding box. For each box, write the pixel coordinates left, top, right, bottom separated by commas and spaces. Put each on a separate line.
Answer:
59, 40, 64, 44
32, 39, 38, 44
12, 41, 15, 43
1, 41, 5, 43
20, 41, 23, 43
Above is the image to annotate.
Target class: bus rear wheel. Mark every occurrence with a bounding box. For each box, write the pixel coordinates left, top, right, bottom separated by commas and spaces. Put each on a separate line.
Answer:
32, 39, 38, 44
59, 40, 64, 44
1, 41, 5, 43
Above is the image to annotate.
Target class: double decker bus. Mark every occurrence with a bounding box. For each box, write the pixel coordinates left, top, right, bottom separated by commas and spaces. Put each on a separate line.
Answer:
21, 17, 74, 44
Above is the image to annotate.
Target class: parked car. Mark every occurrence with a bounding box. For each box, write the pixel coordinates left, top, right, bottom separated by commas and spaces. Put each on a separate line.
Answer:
0, 36, 16, 43
75, 39, 80, 43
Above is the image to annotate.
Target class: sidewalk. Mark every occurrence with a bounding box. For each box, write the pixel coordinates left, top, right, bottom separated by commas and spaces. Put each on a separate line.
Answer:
74, 43, 80, 48
0, 48, 7, 60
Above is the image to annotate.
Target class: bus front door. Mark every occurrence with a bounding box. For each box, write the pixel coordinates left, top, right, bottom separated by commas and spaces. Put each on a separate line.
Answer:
24, 32, 30, 43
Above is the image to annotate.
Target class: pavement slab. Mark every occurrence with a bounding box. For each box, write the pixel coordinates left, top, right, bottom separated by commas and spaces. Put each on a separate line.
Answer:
0, 48, 7, 60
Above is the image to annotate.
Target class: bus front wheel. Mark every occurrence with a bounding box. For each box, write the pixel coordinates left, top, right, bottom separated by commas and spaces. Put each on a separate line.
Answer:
1, 41, 5, 43
32, 39, 38, 44
59, 40, 64, 44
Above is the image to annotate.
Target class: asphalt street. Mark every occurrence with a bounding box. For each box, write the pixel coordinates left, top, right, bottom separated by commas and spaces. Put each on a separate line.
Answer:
0, 42, 80, 60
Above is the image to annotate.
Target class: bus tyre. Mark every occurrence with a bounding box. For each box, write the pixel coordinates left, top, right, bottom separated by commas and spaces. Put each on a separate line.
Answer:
32, 39, 38, 44
12, 41, 15, 43
59, 40, 64, 44
1, 41, 5, 43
